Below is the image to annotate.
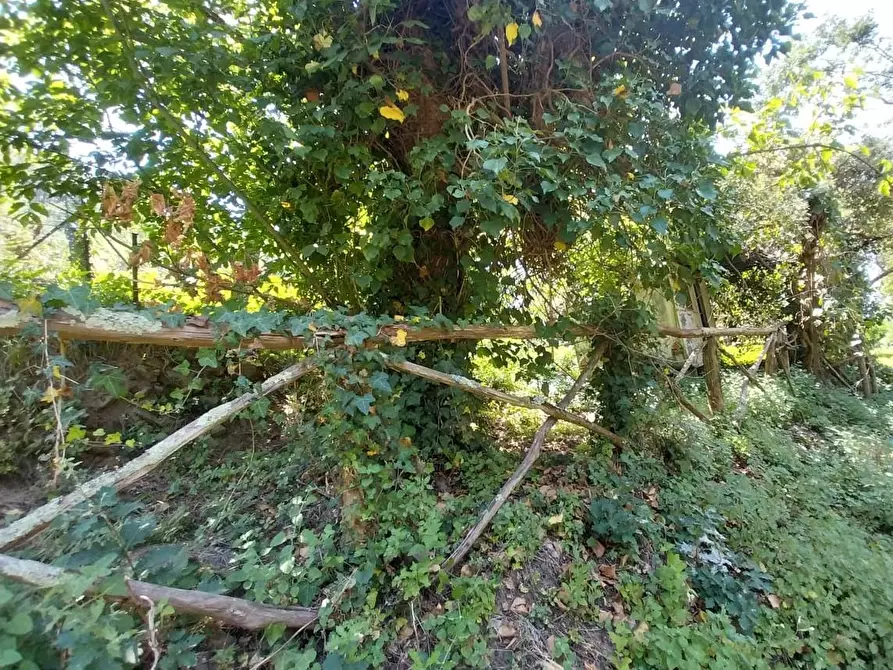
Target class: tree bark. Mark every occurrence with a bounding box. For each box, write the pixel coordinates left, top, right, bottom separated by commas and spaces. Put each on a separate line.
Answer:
383, 356, 625, 448
694, 280, 724, 413
0, 356, 322, 552
445, 342, 608, 568
0, 554, 317, 630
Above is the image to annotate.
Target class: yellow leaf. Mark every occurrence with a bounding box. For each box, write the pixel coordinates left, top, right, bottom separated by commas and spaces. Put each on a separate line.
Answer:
17, 296, 42, 317
505, 22, 519, 46
554, 240, 567, 251
104, 432, 122, 446
547, 513, 564, 525
390, 329, 407, 347
613, 84, 627, 98
41, 386, 61, 403
396, 89, 410, 102
379, 104, 406, 123
280, 201, 292, 209
502, 194, 519, 205
532, 10, 543, 28
394, 315, 405, 321
52, 365, 61, 379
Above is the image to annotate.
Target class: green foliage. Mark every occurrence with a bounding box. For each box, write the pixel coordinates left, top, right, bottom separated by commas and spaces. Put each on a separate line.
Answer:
0, 0, 798, 320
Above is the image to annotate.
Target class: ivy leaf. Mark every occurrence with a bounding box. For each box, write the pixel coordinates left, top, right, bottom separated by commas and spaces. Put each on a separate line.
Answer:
351, 393, 375, 415
197, 348, 219, 368
369, 371, 393, 394
42, 285, 97, 315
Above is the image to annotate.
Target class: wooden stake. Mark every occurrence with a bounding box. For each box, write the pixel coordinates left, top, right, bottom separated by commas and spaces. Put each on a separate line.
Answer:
382, 356, 625, 448
444, 343, 608, 569
734, 334, 775, 422
694, 280, 724, 414
0, 356, 322, 552
676, 343, 702, 382
0, 554, 317, 630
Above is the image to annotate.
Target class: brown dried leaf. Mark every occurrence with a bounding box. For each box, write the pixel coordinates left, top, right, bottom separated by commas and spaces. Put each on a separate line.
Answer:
593, 541, 606, 558
510, 597, 529, 615
101, 183, 119, 219
164, 220, 184, 247
599, 564, 617, 580
496, 623, 517, 639
150, 193, 167, 217
173, 192, 195, 228
767, 594, 781, 609
668, 82, 682, 96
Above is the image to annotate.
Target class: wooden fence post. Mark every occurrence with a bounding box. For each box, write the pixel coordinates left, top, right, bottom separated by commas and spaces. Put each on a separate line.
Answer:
695, 280, 724, 414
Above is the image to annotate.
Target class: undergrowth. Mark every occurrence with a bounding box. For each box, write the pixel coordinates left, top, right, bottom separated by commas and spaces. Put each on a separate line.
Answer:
2, 355, 893, 669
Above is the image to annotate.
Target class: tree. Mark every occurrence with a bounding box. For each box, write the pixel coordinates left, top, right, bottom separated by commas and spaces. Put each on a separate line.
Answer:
719, 17, 893, 373
0, 0, 798, 323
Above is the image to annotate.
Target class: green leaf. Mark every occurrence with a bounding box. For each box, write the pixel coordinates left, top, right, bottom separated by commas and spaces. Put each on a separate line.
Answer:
4, 613, 32, 636
482, 157, 508, 173
42, 285, 97, 315
197, 348, 219, 368
651, 217, 669, 234
0, 649, 22, 667
419, 217, 435, 231
657, 188, 674, 200
695, 181, 718, 201
586, 153, 606, 169
369, 371, 392, 394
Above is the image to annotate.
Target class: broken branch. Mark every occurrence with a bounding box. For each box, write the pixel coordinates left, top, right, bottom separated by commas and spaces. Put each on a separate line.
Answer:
445, 342, 609, 568
383, 356, 625, 448
0, 554, 317, 630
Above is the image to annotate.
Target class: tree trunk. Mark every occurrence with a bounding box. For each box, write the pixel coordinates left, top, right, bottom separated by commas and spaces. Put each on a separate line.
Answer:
694, 279, 724, 413
799, 207, 827, 375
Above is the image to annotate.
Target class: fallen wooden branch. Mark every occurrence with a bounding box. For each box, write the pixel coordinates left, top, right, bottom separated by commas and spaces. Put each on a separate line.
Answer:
382, 356, 625, 449
661, 370, 711, 423
734, 334, 775, 422
0, 301, 779, 350
445, 343, 609, 569
0, 553, 317, 630
0, 355, 323, 552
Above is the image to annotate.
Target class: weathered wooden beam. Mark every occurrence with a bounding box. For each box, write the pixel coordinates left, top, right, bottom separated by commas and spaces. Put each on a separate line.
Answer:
0, 554, 317, 630
0, 356, 323, 552
0, 301, 778, 350
445, 342, 609, 569
383, 356, 625, 449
